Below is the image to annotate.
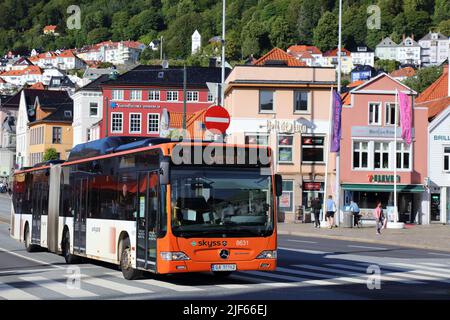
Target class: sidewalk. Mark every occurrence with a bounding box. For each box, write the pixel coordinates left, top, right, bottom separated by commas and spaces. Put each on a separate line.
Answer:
278, 222, 450, 253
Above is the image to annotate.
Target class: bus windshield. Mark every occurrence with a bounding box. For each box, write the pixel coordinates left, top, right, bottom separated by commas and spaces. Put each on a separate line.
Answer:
170, 166, 274, 238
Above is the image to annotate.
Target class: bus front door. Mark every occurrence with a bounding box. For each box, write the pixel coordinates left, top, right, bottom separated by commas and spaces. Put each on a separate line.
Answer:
31, 183, 41, 244
74, 178, 88, 254
136, 171, 159, 271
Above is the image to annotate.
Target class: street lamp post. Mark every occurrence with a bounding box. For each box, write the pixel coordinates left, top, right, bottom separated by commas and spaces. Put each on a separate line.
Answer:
335, 0, 342, 226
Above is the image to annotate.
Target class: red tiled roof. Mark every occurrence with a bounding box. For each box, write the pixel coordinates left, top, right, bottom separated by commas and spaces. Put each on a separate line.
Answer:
287, 45, 322, 55
30, 82, 45, 90
341, 92, 351, 105
43, 25, 57, 31
253, 48, 306, 67
169, 109, 207, 138
416, 97, 450, 120
416, 65, 448, 103
323, 48, 351, 57
347, 80, 366, 88
298, 51, 314, 59
390, 67, 416, 78
58, 50, 76, 58
1, 65, 43, 76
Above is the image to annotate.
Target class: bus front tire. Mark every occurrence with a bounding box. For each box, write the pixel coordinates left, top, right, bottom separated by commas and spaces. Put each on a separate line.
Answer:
24, 225, 35, 252
120, 238, 142, 280
62, 231, 79, 264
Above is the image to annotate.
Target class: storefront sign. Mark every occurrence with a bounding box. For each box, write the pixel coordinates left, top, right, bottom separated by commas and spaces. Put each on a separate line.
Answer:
351, 126, 415, 138
368, 174, 400, 183
266, 120, 307, 134
110, 102, 161, 109
433, 135, 450, 141
279, 193, 291, 208
303, 182, 322, 191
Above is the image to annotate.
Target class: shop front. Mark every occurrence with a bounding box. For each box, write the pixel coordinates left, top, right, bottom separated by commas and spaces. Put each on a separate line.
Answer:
342, 182, 425, 223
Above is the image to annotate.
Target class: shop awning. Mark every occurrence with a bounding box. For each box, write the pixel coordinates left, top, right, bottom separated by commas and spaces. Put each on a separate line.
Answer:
341, 184, 425, 193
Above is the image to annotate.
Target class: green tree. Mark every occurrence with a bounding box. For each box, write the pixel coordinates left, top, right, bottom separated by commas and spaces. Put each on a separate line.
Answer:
433, 0, 450, 24
438, 19, 450, 35
313, 11, 337, 52
269, 17, 291, 49
403, 66, 443, 93
86, 27, 111, 44
374, 59, 400, 73
43, 148, 59, 162
297, 0, 323, 45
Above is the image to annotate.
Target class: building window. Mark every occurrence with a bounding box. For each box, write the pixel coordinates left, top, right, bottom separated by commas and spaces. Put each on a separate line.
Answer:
374, 142, 389, 169
89, 102, 98, 117
148, 90, 160, 101
385, 103, 398, 125
369, 102, 381, 125
294, 91, 309, 113
353, 141, 369, 169
207, 91, 214, 102
52, 127, 62, 144
245, 134, 269, 146
148, 113, 160, 133
187, 91, 199, 102
130, 90, 142, 101
280, 180, 294, 212
444, 147, 450, 172
129, 113, 141, 133
396, 142, 411, 170
112, 90, 124, 101
64, 110, 72, 118
259, 90, 274, 112
167, 91, 178, 101
302, 136, 325, 163
111, 112, 123, 133
87, 129, 91, 141
278, 135, 293, 163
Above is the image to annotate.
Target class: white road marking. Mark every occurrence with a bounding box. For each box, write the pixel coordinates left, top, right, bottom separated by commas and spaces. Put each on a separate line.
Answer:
419, 262, 450, 267
80, 276, 153, 295
278, 247, 329, 255
296, 264, 422, 284
348, 245, 388, 250
0, 266, 101, 275
391, 263, 450, 276
215, 284, 250, 289
0, 246, 64, 269
0, 283, 41, 300
19, 276, 98, 298
428, 252, 450, 257
286, 240, 318, 244
249, 269, 337, 286
136, 279, 204, 292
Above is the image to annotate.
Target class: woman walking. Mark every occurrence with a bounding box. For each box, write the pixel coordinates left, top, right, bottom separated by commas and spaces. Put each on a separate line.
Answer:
373, 201, 384, 235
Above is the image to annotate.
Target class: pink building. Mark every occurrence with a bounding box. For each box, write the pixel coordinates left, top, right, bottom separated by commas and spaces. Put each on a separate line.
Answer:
340, 73, 428, 224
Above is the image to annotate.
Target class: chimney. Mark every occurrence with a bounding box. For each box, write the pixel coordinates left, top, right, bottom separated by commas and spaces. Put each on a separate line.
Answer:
411, 34, 414, 40
402, 34, 405, 42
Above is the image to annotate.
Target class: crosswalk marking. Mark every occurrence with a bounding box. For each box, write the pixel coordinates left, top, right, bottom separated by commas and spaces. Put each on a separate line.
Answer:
136, 279, 204, 292
296, 264, 423, 284
215, 284, 250, 289
390, 263, 450, 276
81, 276, 153, 294
278, 247, 329, 255
248, 270, 337, 286
418, 262, 449, 268
0, 283, 40, 300
19, 276, 98, 298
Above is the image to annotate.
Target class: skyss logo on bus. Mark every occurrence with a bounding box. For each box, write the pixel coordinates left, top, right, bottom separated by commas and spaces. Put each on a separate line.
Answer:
192, 240, 228, 247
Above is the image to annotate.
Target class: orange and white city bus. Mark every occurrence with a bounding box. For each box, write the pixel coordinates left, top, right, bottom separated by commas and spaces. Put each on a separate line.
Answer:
11, 137, 281, 279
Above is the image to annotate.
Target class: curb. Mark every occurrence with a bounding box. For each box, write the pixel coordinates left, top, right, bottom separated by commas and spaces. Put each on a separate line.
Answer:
277, 230, 450, 253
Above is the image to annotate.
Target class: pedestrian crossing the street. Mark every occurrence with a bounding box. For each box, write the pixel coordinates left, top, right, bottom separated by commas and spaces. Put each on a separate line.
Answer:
1, 261, 450, 300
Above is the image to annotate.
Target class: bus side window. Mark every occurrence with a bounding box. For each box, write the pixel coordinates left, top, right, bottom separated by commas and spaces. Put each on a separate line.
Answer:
148, 173, 158, 231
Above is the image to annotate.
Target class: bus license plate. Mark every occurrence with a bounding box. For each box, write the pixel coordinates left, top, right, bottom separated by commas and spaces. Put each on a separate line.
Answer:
211, 264, 236, 272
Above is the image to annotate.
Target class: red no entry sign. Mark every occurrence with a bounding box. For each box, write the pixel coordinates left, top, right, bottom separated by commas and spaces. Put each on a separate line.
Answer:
204, 105, 230, 134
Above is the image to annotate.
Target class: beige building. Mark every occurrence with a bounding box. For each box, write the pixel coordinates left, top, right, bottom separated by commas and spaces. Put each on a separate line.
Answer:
224, 65, 337, 222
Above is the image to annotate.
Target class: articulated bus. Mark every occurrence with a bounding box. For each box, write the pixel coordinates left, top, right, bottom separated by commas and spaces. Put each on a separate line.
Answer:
11, 137, 282, 279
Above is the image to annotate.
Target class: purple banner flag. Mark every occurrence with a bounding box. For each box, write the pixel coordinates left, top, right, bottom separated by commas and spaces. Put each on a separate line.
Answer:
330, 90, 342, 152
399, 91, 412, 145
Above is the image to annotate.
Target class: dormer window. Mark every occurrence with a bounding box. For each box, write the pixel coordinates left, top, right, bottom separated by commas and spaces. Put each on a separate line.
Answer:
64, 110, 72, 118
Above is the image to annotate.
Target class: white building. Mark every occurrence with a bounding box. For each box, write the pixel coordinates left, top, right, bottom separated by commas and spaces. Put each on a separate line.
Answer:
419, 32, 449, 67
192, 30, 202, 54
427, 105, 450, 224
397, 36, 421, 65
375, 37, 398, 61
76, 41, 146, 66
72, 75, 108, 146
0, 66, 44, 86
351, 47, 375, 67
0, 94, 18, 181
29, 50, 86, 70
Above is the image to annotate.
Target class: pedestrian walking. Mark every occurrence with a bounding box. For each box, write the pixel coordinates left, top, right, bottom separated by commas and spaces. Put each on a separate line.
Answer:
373, 201, 384, 235
349, 200, 361, 227
325, 195, 336, 229
311, 197, 322, 228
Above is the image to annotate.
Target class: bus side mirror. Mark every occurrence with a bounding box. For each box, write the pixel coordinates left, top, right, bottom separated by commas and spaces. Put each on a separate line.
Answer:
160, 157, 170, 185
275, 174, 282, 197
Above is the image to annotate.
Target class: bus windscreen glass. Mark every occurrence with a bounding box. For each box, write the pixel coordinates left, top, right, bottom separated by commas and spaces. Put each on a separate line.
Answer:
170, 167, 274, 238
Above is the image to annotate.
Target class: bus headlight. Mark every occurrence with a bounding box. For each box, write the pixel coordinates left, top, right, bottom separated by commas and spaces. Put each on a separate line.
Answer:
160, 252, 190, 261
256, 250, 277, 259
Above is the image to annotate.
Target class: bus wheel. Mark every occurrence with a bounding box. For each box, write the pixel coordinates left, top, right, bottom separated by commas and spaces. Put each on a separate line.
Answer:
62, 231, 79, 264
24, 225, 35, 252
120, 238, 141, 280
213, 271, 233, 278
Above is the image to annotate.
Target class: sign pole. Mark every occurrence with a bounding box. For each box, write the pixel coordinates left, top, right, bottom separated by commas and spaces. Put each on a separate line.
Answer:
335, 0, 342, 226
394, 88, 398, 223
221, 0, 226, 107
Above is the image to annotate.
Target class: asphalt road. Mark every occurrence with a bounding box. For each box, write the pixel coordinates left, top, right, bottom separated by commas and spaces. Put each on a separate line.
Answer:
1, 195, 450, 300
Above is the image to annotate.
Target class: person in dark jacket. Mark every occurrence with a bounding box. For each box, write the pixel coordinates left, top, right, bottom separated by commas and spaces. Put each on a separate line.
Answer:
311, 197, 322, 228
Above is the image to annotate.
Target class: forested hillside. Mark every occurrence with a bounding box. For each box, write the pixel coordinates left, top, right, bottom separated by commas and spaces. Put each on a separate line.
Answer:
0, 0, 449, 61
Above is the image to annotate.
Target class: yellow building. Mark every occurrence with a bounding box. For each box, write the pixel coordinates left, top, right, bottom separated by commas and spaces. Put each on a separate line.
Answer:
28, 92, 73, 166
